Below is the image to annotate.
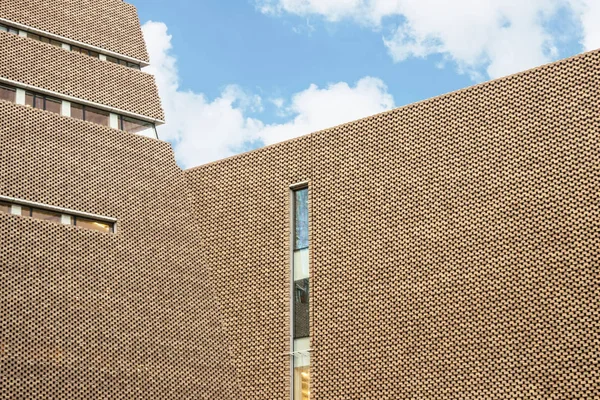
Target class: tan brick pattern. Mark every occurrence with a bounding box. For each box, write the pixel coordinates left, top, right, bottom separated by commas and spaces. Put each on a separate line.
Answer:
185, 50, 600, 399
186, 137, 312, 399
0, 101, 240, 398
0, 0, 149, 62
0, 32, 164, 120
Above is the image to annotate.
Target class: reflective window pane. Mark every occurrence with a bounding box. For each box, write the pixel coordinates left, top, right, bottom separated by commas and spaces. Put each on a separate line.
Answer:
45, 97, 61, 114
106, 56, 119, 64
0, 85, 16, 103
89, 50, 99, 59
21, 206, 32, 217
294, 188, 309, 250
75, 216, 112, 233
25, 92, 35, 107
27, 32, 41, 41
294, 278, 310, 339
50, 39, 62, 47
293, 366, 310, 400
0, 201, 11, 214
121, 116, 154, 135
31, 208, 62, 224
84, 107, 109, 126
71, 103, 84, 120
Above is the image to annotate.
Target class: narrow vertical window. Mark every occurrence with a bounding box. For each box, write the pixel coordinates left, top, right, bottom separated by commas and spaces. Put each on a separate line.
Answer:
292, 187, 310, 400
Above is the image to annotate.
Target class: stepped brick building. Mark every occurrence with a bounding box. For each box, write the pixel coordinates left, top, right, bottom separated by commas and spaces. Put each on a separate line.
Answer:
0, 1, 598, 399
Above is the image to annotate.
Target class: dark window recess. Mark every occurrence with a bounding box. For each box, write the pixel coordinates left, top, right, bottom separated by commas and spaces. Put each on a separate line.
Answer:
0, 200, 11, 214
70, 103, 109, 126
294, 188, 309, 250
25, 92, 61, 114
294, 278, 310, 339
106, 55, 141, 70
27, 32, 61, 47
0, 85, 16, 103
71, 45, 99, 58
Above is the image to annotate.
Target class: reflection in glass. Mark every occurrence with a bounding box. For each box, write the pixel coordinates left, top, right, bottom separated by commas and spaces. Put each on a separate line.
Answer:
31, 208, 62, 223
0, 201, 11, 214
45, 98, 61, 114
294, 278, 310, 339
0, 85, 16, 103
74, 216, 112, 233
84, 107, 109, 126
71, 103, 84, 120
293, 365, 310, 400
294, 188, 308, 250
121, 115, 156, 136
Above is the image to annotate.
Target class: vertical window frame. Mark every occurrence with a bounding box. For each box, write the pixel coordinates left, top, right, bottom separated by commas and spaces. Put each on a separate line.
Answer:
290, 183, 311, 400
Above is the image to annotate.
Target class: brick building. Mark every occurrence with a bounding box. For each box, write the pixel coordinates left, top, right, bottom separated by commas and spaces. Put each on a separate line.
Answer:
0, 1, 598, 399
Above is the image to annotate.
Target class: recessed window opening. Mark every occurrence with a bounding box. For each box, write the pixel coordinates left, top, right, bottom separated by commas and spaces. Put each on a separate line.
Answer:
0, 21, 141, 70
0, 82, 157, 138
292, 186, 310, 400
25, 91, 61, 114
0, 197, 115, 233
0, 84, 16, 103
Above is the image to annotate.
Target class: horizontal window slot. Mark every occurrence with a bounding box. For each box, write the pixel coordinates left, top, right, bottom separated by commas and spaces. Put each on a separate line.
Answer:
0, 22, 141, 70
0, 196, 116, 234
0, 82, 158, 138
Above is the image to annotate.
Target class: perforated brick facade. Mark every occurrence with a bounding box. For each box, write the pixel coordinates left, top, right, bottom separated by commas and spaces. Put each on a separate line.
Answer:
0, 102, 240, 398
0, 0, 240, 398
185, 50, 600, 399
0, 32, 164, 120
0, 0, 149, 61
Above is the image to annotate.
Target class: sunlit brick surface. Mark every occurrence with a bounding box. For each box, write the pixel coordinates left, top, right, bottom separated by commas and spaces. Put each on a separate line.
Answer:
0, 102, 240, 398
185, 50, 600, 399
0, 0, 149, 61
0, 32, 163, 120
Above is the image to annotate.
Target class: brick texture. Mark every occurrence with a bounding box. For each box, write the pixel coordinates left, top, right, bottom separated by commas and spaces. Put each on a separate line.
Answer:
0, 0, 149, 62
185, 50, 600, 399
0, 101, 240, 398
0, 32, 164, 120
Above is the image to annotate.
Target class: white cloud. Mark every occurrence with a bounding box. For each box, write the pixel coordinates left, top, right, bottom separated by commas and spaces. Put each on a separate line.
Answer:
256, 0, 600, 79
142, 21, 395, 168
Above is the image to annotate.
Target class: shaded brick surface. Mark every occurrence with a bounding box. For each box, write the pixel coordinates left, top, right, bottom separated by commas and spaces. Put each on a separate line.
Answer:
0, 102, 240, 398
0, 32, 164, 120
0, 0, 149, 61
185, 50, 600, 399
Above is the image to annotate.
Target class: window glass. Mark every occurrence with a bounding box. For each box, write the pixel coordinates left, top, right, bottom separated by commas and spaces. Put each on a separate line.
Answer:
31, 208, 62, 223
20, 206, 32, 217
106, 56, 119, 64
50, 39, 62, 47
0, 85, 16, 103
85, 106, 109, 126
121, 116, 154, 135
128, 63, 141, 70
27, 32, 41, 41
0, 24, 6, 32
0, 200, 11, 214
88, 50, 99, 59
45, 97, 61, 114
25, 92, 35, 107
293, 366, 310, 400
294, 188, 309, 250
75, 216, 112, 233
293, 278, 310, 339
71, 103, 84, 120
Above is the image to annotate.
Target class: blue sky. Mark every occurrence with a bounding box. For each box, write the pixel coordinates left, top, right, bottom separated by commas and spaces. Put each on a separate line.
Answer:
130, 0, 598, 168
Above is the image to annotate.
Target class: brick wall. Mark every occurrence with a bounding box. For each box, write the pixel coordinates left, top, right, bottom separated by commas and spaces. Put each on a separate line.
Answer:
0, 101, 240, 398
0, 0, 149, 61
185, 50, 600, 399
0, 32, 163, 120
